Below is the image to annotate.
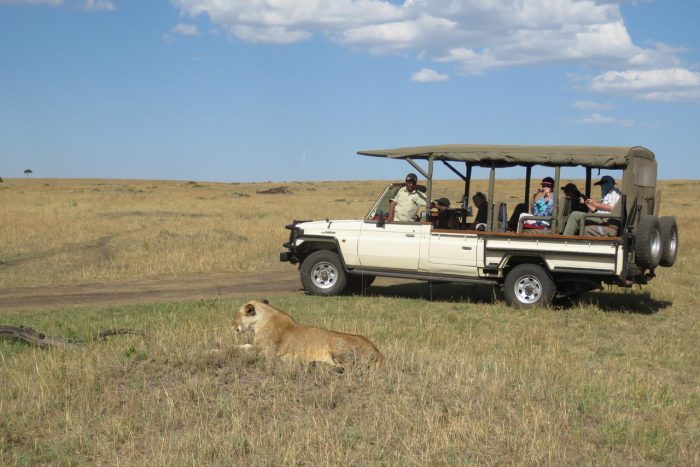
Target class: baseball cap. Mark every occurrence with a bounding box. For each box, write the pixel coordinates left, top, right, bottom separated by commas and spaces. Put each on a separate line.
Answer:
405, 173, 418, 182
594, 175, 616, 185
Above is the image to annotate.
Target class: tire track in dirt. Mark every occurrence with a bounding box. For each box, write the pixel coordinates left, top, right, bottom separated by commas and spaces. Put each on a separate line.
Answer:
0, 270, 302, 311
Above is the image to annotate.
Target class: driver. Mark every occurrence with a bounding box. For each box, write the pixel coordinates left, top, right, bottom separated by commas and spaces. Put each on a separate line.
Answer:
387, 173, 427, 222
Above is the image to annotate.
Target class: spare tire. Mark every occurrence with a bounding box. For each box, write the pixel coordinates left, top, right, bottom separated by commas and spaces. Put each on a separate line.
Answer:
635, 215, 662, 269
659, 216, 678, 267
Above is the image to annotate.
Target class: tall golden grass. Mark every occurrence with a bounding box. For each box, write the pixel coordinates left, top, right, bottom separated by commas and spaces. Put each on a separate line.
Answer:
1, 177, 698, 464
0, 177, 514, 287
3, 177, 691, 288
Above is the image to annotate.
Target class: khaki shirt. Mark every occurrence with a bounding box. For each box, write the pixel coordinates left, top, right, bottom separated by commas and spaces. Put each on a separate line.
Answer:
391, 187, 427, 222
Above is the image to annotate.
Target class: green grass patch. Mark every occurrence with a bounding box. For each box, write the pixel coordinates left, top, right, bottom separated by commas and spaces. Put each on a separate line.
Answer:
1, 293, 698, 464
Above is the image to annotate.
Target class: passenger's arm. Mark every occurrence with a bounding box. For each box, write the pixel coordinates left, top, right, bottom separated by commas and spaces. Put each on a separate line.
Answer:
388, 200, 397, 222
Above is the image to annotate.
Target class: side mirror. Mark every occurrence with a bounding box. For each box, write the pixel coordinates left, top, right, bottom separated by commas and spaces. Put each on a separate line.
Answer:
376, 210, 385, 228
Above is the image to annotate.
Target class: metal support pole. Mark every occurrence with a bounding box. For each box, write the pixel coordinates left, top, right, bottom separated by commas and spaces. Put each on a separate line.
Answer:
487, 164, 495, 231
426, 156, 434, 207
464, 164, 472, 208
552, 166, 561, 233
525, 166, 532, 208
585, 168, 592, 198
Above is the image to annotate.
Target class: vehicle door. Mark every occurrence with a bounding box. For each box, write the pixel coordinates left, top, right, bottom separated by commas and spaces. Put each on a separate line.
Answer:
358, 220, 422, 270
419, 227, 479, 275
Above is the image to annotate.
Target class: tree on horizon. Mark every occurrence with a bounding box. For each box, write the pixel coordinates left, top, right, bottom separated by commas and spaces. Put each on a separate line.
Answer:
24, 169, 33, 177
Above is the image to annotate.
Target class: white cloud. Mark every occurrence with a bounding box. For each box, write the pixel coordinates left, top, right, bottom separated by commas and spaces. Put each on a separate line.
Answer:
591, 68, 700, 92
171, 0, 685, 72
589, 68, 700, 102
169, 0, 699, 102
571, 113, 634, 127
411, 67, 448, 82
572, 100, 612, 111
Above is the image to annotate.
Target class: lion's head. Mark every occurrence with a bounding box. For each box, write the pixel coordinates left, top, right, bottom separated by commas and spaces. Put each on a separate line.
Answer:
234, 299, 270, 333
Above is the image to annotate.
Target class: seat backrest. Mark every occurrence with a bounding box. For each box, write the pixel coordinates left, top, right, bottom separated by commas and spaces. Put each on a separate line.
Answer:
495, 202, 508, 232
556, 196, 572, 234
508, 202, 528, 232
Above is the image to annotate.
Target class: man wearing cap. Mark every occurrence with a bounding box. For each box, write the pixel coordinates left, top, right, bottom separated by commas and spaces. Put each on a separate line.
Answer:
388, 173, 427, 222
562, 175, 621, 236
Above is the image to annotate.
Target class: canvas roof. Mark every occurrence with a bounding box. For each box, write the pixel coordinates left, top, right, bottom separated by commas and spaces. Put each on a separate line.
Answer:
357, 144, 655, 169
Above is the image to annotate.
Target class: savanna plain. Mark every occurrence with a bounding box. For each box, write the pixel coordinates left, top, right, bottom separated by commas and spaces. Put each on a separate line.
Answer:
1, 177, 698, 465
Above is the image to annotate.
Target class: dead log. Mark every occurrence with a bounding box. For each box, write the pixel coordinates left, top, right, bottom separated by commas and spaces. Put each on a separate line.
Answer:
0, 325, 145, 349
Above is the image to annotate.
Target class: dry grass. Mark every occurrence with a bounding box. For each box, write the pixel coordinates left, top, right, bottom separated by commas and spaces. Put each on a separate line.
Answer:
0, 178, 383, 287
1, 292, 698, 465
1, 177, 699, 464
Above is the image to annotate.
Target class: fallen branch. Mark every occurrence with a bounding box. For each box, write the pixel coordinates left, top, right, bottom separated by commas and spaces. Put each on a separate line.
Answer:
0, 325, 145, 349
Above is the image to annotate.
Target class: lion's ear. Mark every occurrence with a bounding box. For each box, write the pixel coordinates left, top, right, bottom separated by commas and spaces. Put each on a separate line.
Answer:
261, 298, 269, 305
245, 304, 256, 316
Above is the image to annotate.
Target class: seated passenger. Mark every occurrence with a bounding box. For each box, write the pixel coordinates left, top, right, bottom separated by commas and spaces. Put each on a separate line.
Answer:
465, 192, 488, 229
519, 176, 554, 228
431, 197, 451, 228
562, 175, 621, 236
561, 183, 588, 213
387, 172, 427, 222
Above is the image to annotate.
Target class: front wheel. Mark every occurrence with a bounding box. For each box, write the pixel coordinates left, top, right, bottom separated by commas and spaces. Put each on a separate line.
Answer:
300, 250, 347, 296
503, 264, 556, 308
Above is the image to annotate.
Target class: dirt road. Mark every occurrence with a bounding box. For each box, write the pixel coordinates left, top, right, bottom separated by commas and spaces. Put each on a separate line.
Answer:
0, 271, 303, 311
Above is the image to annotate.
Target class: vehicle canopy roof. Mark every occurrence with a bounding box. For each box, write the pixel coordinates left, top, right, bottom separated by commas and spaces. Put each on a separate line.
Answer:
358, 144, 655, 169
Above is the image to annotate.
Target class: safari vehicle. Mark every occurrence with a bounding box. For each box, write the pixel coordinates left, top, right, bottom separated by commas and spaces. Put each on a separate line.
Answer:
280, 145, 678, 308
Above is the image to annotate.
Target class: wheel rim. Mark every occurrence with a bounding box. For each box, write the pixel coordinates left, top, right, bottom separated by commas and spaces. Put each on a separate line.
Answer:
514, 275, 542, 304
668, 229, 678, 256
650, 228, 661, 258
311, 261, 337, 289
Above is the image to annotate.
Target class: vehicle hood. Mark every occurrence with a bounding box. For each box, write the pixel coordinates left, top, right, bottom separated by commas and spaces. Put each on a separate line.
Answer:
297, 219, 363, 234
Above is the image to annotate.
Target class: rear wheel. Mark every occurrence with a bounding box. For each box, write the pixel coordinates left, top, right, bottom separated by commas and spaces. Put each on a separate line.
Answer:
300, 250, 347, 296
503, 264, 555, 308
635, 215, 662, 269
659, 216, 678, 267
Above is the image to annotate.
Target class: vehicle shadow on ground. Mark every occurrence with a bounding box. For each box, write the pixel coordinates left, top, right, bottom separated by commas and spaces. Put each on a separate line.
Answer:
352, 281, 671, 314
571, 291, 671, 315
357, 282, 497, 304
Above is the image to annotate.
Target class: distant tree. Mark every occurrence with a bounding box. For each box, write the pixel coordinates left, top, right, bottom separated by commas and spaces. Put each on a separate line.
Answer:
24, 169, 33, 177
0, 176, 4, 183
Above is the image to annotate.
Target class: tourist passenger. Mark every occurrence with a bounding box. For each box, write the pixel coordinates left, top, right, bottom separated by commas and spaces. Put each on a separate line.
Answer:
465, 192, 488, 229
561, 183, 588, 214
520, 176, 554, 228
562, 175, 621, 236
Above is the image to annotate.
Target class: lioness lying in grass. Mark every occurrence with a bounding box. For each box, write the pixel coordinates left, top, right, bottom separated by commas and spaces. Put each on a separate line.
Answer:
234, 299, 383, 370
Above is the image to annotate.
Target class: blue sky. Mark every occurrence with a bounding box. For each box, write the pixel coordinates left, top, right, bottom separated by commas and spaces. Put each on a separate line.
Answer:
1, 0, 698, 182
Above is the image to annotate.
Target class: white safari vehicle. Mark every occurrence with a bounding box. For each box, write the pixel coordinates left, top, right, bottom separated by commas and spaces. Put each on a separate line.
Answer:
280, 145, 678, 308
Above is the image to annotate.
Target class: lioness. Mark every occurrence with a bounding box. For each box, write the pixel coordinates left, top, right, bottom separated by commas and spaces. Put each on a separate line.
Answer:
234, 299, 383, 369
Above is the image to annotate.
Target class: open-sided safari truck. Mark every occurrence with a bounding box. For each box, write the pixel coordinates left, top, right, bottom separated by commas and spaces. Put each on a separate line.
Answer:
280, 145, 678, 308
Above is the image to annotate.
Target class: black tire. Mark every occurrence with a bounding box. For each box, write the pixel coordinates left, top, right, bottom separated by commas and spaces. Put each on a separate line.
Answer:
635, 215, 662, 269
300, 250, 347, 296
659, 216, 678, 267
345, 274, 376, 294
503, 264, 556, 309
